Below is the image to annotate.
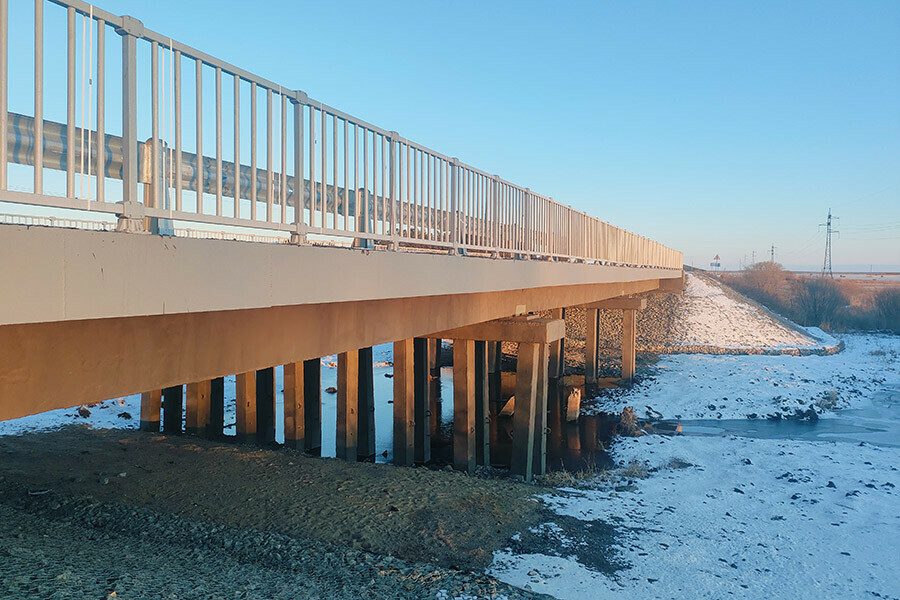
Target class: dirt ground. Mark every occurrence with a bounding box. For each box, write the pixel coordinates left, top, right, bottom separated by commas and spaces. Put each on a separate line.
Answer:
0, 426, 562, 599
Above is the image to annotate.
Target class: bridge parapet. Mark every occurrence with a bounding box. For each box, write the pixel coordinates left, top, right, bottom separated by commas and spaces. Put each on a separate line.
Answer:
0, 0, 681, 270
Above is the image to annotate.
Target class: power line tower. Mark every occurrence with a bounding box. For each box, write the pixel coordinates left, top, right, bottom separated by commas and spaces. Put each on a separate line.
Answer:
819, 209, 839, 278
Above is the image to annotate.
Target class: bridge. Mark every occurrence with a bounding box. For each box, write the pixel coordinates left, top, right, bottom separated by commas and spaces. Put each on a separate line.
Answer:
0, 0, 683, 480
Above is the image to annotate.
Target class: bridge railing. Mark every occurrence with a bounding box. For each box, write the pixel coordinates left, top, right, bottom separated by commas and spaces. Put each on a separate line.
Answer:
0, 0, 682, 269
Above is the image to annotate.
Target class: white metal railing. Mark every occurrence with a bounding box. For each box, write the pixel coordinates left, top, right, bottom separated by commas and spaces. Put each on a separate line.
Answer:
0, 0, 683, 269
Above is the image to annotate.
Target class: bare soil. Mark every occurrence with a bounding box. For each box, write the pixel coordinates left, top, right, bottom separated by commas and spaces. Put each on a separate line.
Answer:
0, 426, 552, 600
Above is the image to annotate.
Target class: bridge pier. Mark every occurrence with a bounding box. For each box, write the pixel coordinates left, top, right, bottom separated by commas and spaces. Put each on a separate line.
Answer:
209, 377, 225, 438
548, 308, 565, 379
432, 316, 563, 481
235, 372, 257, 444
584, 308, 600, 385
452, 339, 476, 472
357, 347, 376, 462
392, 339, 415, 466
162, 385, 183, 434
185, 380, 211, 436
413, 338, 431, 464
256, 367, 276, 446
140, 390, 162, 432
283, 362, 305, 450
473, 340, 491, 468
336, 351, 358, 461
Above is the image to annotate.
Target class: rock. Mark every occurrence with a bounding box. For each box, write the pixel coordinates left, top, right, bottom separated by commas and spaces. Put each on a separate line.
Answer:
325, 387, 337, 394
826, 481, 836, 488
385, 373, 394, 378
77, 406, 91, 418
742, 458, 752, 465
733, 487, 745, 494
117, 412, 132, 420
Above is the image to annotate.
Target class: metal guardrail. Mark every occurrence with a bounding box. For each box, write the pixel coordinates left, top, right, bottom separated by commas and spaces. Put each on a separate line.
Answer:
0, 0, 683, 269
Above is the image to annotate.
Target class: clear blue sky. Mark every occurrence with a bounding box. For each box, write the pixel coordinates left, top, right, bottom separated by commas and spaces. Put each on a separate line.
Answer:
16, 1, 900, 270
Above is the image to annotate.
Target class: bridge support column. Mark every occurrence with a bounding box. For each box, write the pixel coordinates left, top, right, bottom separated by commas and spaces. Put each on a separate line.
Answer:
336, 351, 358, 461
162, 385, 183, 434
428, 338, 440, 376
532, 343, 550, 478
357, 347, 376, 462
256, 367, 275, 446
585, 308, 599, 384
283, 362, 305, 450
622, 308, 637, 384
392, 339, 415, 467
303, 359, 322, 454
235, 372, 257, 444
208, 377, 225, 439
474, 340, 490, 467
548, 308, 565, 379
452, 339, 476, 473
511, 342, 539, 481
430, 317, 563, 481
185, 380, 211, 436
140, 390, 162, 432
413, 338, 431, 464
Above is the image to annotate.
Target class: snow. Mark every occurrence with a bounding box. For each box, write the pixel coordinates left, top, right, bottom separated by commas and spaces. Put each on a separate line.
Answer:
491, 332, 900, 599
490, 434, 900, 599
589, 334, 900, 420
670, 274, 831, 351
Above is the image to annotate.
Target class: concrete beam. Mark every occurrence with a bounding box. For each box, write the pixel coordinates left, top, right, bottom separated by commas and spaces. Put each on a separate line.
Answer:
582, 296, 647, 311
0, 224, 681, 327
432, 317, 564, 344
0, 277, 666, 421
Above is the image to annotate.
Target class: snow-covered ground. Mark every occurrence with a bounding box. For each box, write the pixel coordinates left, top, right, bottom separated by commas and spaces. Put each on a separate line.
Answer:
491, 332, 900, 599
491, 433, 900, 599
590, 334, 899, 420
669, 274, 835, 352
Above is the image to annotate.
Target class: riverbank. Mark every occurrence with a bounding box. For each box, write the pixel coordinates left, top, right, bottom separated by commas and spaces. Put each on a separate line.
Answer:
490, 332, 900, 599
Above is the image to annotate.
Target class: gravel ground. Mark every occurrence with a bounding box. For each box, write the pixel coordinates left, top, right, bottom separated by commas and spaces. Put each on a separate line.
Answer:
0, 427, 554, 600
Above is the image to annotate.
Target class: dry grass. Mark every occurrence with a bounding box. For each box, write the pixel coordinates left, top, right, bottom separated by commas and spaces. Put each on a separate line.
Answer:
622, 460, 650, 479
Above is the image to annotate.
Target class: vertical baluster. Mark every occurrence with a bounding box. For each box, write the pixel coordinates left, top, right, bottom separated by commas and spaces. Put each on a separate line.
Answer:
353, 124, 358, 233
371, 130, 377, 236
172, 48, 180, 210
0, 0, 7, 190
215, 66, 222, 215
362, 127, 368, 234
342, 119, 348, 229
250, 82, 256, 220
195, 60, 202, 212
381, 135, 387, 235
266, 88, 273, 221
308, 106, 315, 226
95, 19, 105, 203
233, 75, 240, 217
66, 6, 75, 197
33, 0, 42, 193
320, 109, 326, 226
332, 114, 337, 228
281, 93, 287, 223
293, 96, 303, 231
150, 42, 159, 210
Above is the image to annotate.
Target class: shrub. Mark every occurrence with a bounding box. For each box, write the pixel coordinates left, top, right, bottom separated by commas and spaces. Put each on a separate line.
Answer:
874, 289, 900, 332
793, 278, 845, 329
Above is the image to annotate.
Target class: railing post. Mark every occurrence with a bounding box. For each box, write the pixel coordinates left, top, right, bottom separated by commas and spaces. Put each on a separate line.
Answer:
491, 175, 500, 258
449, 157, 459, 255
291, 90, 309, 245
115, 15, 145, 233
523, 187, 532, 259
0, 0, 7, 191
388, 131, 399, 250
